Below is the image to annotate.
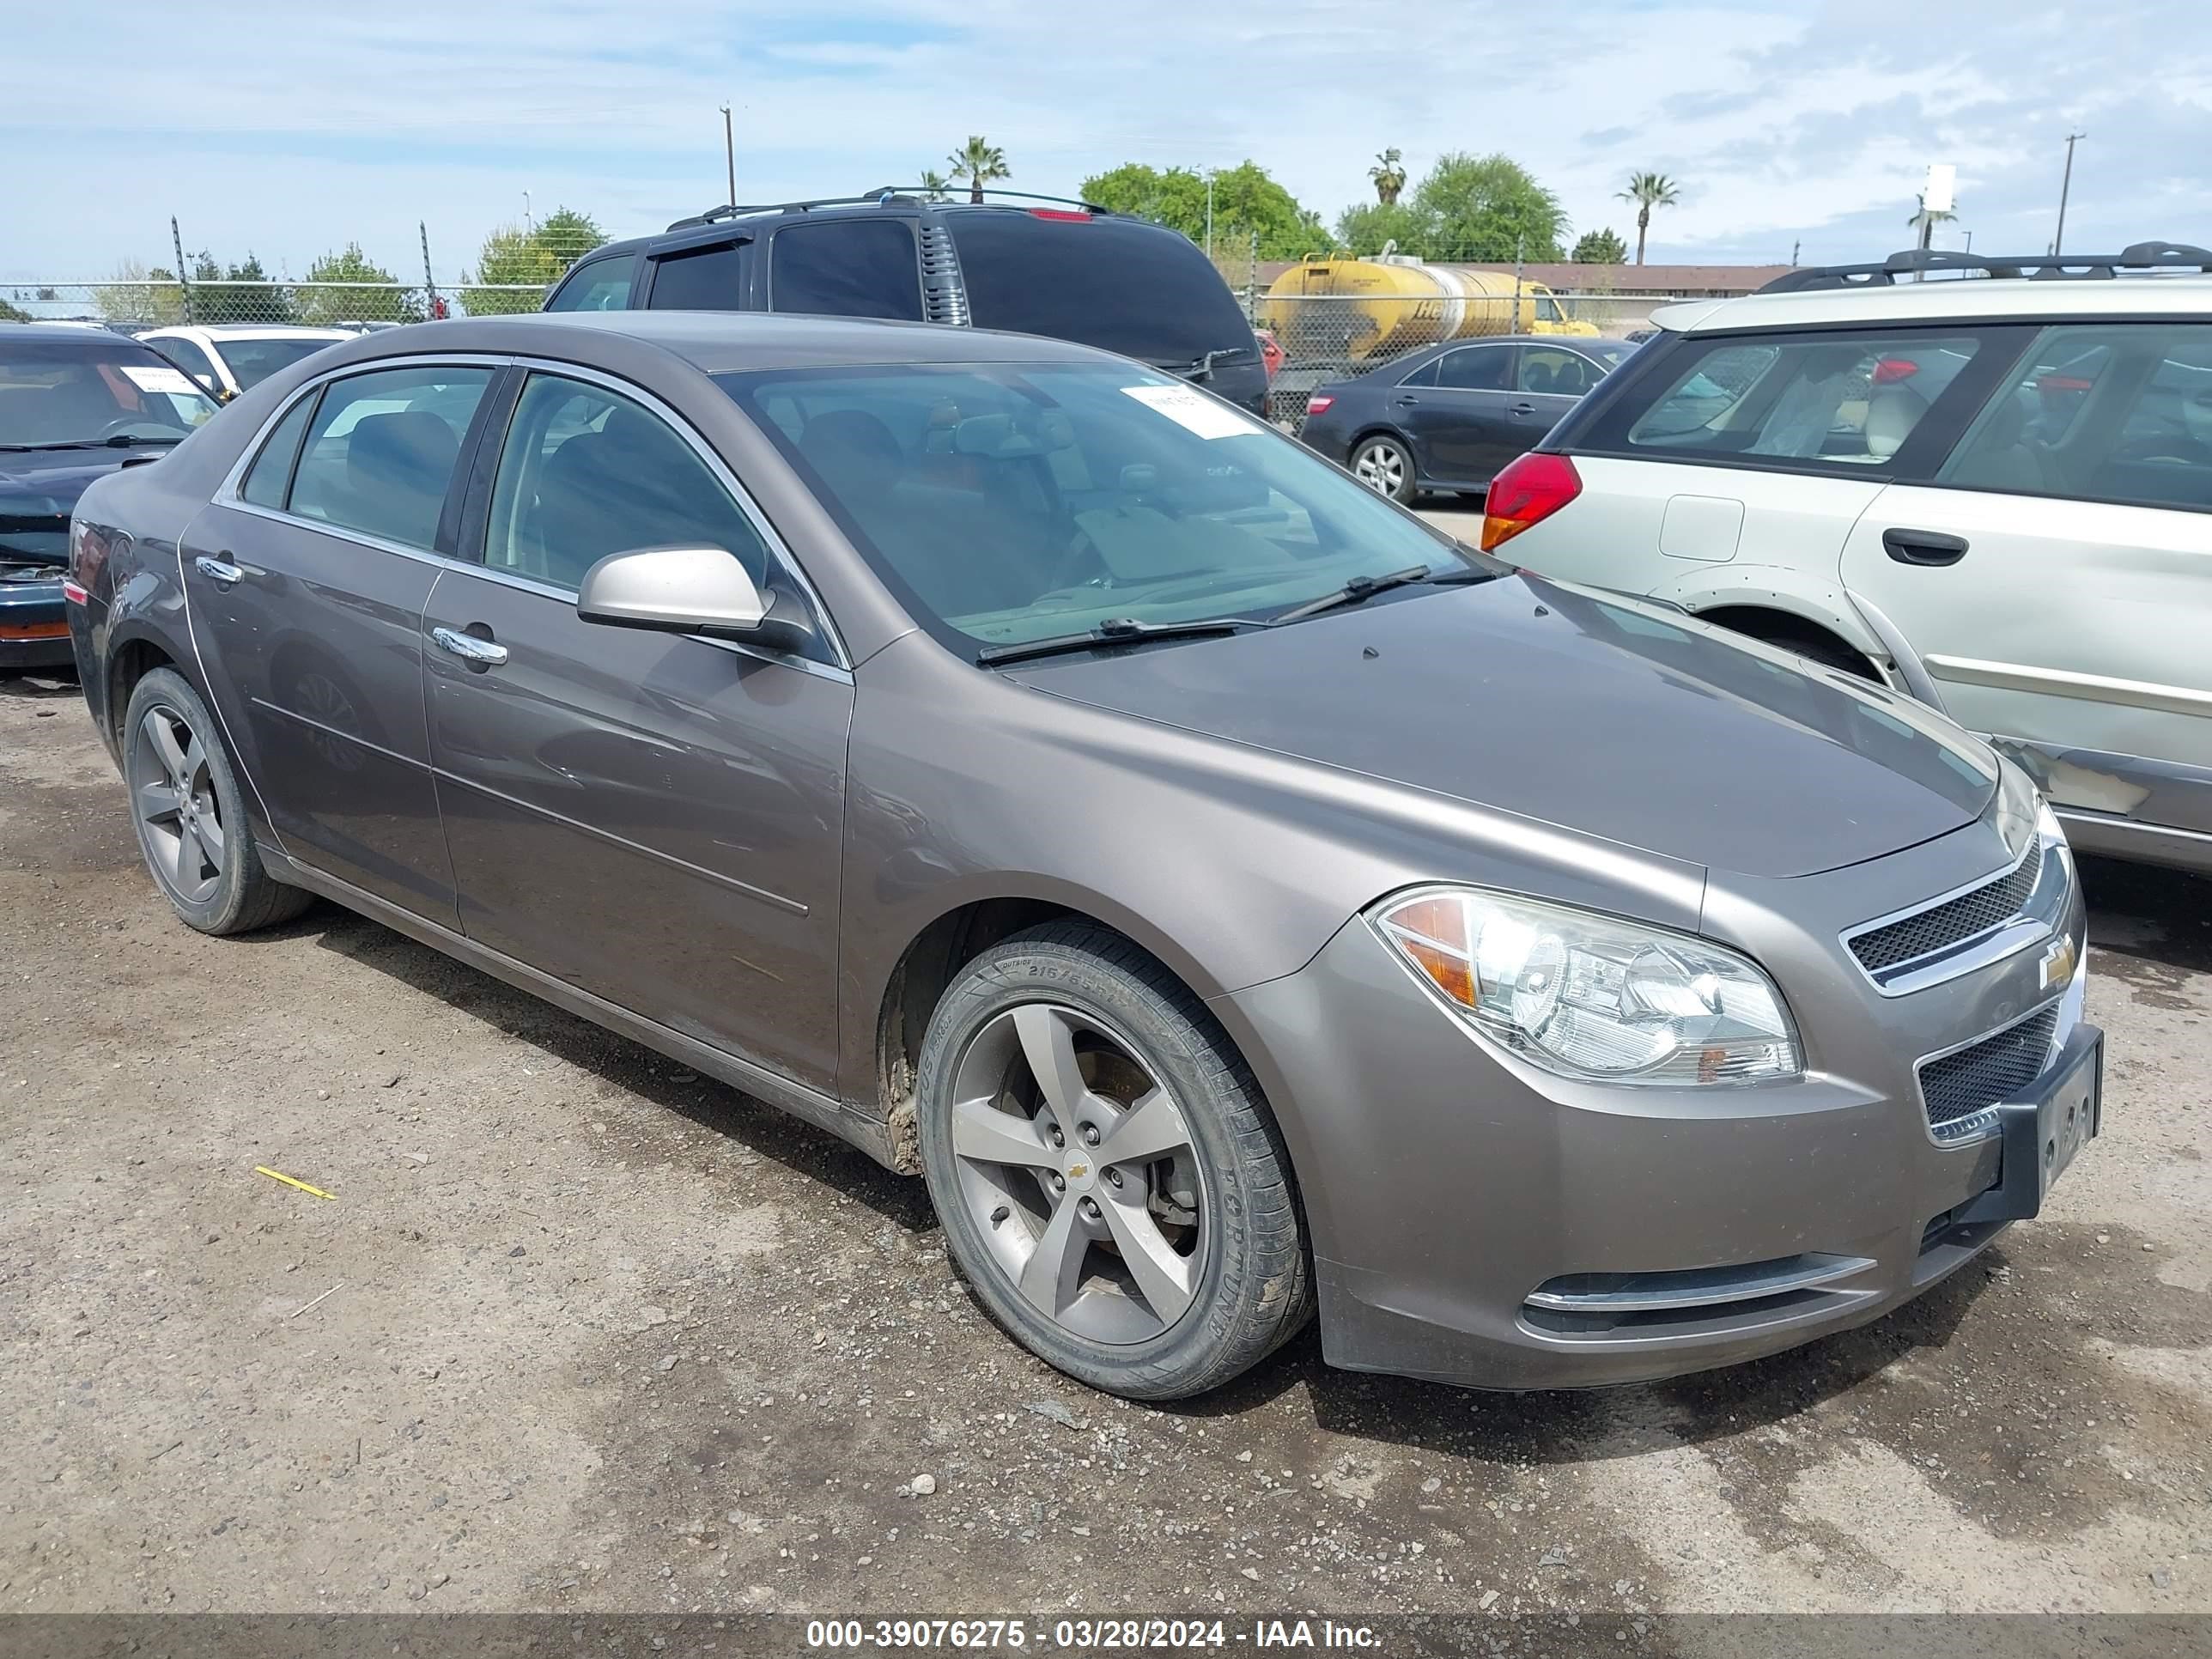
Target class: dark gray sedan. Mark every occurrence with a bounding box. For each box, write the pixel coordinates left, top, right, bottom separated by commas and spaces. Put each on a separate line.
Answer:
66, 312, 2099, 1399
1300, 334, 1633, 501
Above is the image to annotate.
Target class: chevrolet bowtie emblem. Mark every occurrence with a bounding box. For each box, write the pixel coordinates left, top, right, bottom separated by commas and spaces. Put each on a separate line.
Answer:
2040, 934, 2078, 990
1066, 1164, 1088, 1179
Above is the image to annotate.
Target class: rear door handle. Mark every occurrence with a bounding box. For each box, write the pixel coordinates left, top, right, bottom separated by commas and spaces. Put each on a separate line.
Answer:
1390, 395, 1420, 407
1882, 527, 1970, 567
432, 625, 508, 668
1509, 401, 1538, 416
192, 555, 245, 587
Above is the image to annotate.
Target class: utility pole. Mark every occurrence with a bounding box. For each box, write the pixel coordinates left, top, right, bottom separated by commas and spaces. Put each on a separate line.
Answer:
523, 191, 533, 233
1964, 229, 1973, 252
1790, 240, 1800, 267
720, 106, 737, 208
1205, 171, 1215, 258
2055, 131, 2085, 254
171, 215, 193, 323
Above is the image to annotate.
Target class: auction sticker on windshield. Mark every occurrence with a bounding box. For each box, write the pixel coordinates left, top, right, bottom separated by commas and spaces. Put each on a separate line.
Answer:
1121, 383, 1260, 440
119, 365, 199, 395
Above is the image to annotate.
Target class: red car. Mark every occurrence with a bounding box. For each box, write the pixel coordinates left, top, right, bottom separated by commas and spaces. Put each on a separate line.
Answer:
1256, 327, 1284, 380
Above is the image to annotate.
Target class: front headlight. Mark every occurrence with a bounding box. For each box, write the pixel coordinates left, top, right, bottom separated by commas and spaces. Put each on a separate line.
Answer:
2036, 796, 2068, 849
1372, 886, 1802, 1085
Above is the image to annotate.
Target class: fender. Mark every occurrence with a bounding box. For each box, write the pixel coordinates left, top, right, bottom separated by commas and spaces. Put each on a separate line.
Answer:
1647, 562, 1893, 670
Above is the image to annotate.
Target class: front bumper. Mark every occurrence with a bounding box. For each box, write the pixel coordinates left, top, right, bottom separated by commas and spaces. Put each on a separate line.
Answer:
1217, 813, 2094, 1391
0, 577, 73, 669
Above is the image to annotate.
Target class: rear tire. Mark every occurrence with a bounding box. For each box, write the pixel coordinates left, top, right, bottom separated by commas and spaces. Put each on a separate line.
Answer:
123, 667, 311, 935
915, 922, 1312, 1400
1348, 434, 1416, 503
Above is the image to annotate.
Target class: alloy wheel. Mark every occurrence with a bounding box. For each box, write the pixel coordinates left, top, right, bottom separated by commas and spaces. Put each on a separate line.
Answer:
947, 1003, 1207, 1345
130, 702, 226, 905
1352, 440, 1407, 497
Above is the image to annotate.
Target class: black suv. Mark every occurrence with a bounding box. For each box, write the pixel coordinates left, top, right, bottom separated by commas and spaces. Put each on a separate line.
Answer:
544, 191, 1268, 416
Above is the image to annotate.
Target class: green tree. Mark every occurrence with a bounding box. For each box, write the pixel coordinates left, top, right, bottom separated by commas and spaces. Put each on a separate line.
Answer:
1413, 152, 1565, 262
460, 209, 609, 315
1332, 201, 1431, 256
1571, 227, 1629, 264
293, 244, 422, 325
1618, 170, 1680, 264
916, 168, 953, 204
1369, 148, 1407, 206
94, 260, 186, 325
188, 251, 294, 324
1906, 192, 1957, 246
1079, 161, 1323, 259
0, 296, 30, 323
947, 135, 1009, 204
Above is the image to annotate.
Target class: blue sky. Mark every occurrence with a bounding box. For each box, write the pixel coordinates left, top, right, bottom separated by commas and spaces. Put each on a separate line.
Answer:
6, 0, 2207, 284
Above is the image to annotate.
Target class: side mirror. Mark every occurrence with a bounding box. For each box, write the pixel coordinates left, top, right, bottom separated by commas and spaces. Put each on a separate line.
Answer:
574, 545, 813, 652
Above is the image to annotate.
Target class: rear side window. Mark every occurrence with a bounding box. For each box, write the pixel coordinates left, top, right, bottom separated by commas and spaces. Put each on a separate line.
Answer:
770, 220, 923, 321
547, 250, 640, 312
646, 240, 750, 311
1607, 331, 1985, 465
288, 367, 494, 550
150, 336, 222, 392
950, 212, 1253, 363
240, 392, 317, 507
1940, 322, 2212, 510
1435, 346, 1511, 391
1519, 346, 1603, 397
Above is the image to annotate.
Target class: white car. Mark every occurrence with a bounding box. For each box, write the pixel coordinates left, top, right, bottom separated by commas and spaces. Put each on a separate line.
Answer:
1481, 244, 2212, 876
136, 325, 354, 400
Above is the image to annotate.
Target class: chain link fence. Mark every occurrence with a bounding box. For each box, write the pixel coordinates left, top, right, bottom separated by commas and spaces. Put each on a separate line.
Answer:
2, 280, 549, 329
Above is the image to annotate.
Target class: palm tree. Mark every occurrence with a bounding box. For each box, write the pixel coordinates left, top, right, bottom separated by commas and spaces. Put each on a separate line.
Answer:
917, 168, 953, 204
1617, 171, 1680, 265
1369, 148, 1407, 207
947, 136, 1009, 205
1906, 192, 1958, 245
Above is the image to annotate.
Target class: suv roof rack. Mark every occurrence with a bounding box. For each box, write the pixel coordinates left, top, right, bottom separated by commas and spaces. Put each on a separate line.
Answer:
1757, 240, 2212, 294
667, 187, 1115, 233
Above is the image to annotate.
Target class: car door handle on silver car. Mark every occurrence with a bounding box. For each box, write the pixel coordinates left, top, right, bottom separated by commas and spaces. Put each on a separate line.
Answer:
192, 556, 246, 588
432, 626, 509, 669
1881, 527, 1970, 568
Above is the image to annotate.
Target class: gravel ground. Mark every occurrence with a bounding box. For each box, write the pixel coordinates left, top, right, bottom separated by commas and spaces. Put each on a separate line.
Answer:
3, 667, 2209, 1622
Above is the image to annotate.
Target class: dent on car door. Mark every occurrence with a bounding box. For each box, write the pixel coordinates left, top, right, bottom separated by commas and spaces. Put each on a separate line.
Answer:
1840, 321, 2212, 839
422, 369, 852, 1090
181, 362, 498, 916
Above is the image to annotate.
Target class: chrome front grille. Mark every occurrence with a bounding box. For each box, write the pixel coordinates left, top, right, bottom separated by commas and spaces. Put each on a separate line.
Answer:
1918, 1004, 2059, 1130
1849, 839, 2041, 975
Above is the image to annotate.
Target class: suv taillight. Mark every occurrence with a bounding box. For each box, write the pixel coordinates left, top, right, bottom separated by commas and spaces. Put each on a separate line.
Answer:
1305, 393, 1334, 416
1480, 453, 1580, 551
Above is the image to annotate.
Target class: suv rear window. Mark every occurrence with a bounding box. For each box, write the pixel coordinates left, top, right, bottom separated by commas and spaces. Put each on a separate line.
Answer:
949, 212, 1253, 366
1604, 331, 1985, 467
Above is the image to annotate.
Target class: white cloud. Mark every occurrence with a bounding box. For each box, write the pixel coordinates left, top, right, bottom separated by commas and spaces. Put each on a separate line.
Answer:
6, 0, 2209, 282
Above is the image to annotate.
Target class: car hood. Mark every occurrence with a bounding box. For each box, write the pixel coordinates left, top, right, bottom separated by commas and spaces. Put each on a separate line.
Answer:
0, 448, 156, 567
1006, 574, 1999, 880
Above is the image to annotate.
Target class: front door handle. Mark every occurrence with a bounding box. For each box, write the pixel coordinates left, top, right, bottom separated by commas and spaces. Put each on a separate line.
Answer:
1882, 526, 1970, 567
432, 625, 508, 668
192, 555, 245, 587
1509, 401, 1538, 416
1391, 395, 1420, 407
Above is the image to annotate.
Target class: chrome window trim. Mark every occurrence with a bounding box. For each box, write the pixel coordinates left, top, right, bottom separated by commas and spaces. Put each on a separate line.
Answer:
1840, 823, 2067, 998
208, 350, 853, 678
1912, 991, 2066, 1148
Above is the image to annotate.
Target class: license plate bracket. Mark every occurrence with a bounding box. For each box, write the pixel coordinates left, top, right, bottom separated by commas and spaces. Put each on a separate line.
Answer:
1954, 1026, 2102, 1225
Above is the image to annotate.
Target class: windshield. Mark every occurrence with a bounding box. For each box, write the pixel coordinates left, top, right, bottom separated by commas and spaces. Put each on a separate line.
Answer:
723, 362, 1482, 653
0, 339, 221, 447
215, 335, 343, 390
948, 214, 1255, 365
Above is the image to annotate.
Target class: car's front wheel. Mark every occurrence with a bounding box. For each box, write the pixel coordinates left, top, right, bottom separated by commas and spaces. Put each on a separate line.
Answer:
1349, 434, 1415, 502
123, 666, 310, 935
915, 922, 1312, 1400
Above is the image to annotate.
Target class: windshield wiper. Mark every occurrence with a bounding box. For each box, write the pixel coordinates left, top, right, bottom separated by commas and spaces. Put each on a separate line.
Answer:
1147, 347, 1252, 383
0, 434, 185, 452
1269, 562, 1495, 624
976, 615, 1267, 667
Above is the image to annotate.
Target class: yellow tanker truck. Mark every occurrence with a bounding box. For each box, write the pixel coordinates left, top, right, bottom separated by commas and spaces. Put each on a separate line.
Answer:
1261, 252, 1600, 372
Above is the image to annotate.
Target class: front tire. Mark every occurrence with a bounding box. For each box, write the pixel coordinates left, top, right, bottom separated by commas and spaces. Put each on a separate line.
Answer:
1349, 434, 1416, 503
123, 667, 310, 935
915, 922, 1312, 1400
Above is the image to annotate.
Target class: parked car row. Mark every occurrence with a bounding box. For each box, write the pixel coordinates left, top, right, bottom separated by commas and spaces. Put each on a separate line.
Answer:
64, 290, 2103, 1401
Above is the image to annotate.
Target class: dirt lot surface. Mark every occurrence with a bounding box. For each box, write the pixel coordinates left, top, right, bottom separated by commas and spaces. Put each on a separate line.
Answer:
4, 669, 2209, 1625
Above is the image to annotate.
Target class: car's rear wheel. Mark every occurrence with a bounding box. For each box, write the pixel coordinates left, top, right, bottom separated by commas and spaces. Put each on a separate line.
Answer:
915, 922, 1311, 1400
124, 667, 310, 935
1349, 434, 1415, 503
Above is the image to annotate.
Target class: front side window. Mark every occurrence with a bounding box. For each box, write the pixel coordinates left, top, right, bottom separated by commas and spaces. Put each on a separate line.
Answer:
0, 339, 219, 447
547, 251, 640, 312
1940, 322, 2212, 510
770, 220, 924, 321
1435, 347, 1510, 391
483, 373, 773, 593
287, 366, 493, 550
646, 240, 750, 311
149, 335, 223, 392
724, 362, 1484, 654
1617, 331, 1984, 464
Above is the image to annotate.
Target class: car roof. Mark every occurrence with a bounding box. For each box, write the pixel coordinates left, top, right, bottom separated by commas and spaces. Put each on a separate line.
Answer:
143, 325, 356, 342
3, 322, 169, 348
317, 307, 1122, 375
1653, 274, 2212, 334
